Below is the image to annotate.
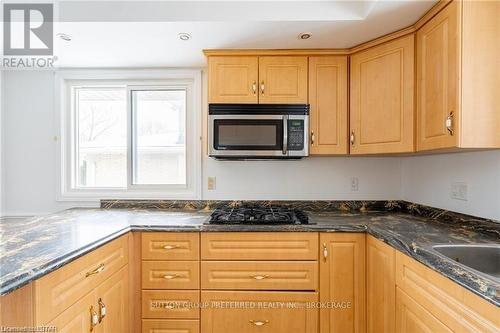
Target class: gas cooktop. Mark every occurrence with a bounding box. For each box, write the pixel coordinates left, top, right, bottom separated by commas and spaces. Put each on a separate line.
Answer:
208, 205, 309, 225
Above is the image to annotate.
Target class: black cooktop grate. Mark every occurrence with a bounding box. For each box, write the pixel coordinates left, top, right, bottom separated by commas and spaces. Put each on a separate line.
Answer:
208, 205, 309, 225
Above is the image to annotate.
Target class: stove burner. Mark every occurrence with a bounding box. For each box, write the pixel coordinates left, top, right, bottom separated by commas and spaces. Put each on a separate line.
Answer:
209, 205, 309, 225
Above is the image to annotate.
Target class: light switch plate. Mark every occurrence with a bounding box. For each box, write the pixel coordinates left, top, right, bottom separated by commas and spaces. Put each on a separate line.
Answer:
451, 182, 467, 201
208, 176, 216, 190
350, 177, 359, 191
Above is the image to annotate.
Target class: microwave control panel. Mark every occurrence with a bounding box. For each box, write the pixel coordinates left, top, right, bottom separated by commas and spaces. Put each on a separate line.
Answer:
288, 120, 305, 150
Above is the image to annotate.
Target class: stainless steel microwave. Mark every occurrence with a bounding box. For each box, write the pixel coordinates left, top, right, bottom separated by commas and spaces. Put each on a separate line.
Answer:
208, 104, 309, 159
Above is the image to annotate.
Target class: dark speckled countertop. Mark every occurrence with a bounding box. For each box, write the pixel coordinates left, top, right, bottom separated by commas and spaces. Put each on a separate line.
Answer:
1, 208, 499, 308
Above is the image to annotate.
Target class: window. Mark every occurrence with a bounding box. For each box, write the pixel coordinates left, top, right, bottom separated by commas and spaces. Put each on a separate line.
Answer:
56, 70, 201, 200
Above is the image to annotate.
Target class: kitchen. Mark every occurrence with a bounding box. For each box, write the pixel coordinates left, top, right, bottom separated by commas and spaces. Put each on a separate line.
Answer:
0, 0, 499, 332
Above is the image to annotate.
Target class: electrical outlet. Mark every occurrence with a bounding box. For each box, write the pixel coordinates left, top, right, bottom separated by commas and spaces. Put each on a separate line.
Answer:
207, 176, 216, 190
350, 177, 359, 191
451, 182, 467, 201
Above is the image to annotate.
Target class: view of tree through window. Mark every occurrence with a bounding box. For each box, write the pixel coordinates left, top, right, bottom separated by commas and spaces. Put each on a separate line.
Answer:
132, 90, 187, 185
76, 87, 127, 187
73, 86, 187, 188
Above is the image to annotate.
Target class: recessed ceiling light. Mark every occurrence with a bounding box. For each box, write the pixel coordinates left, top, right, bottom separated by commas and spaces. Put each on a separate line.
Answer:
178, 33, 191, 41
298, 32, 312, 40
56, 33, 72, 41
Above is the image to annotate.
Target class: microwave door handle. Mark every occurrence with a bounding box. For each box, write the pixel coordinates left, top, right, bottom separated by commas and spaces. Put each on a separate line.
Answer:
282, 115, 288, 156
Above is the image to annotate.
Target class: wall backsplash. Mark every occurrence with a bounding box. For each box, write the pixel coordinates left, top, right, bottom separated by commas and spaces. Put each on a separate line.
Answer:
1, 71, 499, 221
402, 150, 500, 221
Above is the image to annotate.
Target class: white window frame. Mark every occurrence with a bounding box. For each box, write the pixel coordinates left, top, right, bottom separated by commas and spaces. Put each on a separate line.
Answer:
55, 69, 202, 201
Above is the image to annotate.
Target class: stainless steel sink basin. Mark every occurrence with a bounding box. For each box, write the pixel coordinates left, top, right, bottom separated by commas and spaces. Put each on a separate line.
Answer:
432, 244, 500, 281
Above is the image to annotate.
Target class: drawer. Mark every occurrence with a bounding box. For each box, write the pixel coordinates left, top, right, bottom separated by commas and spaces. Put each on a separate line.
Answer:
142, 233, 199, 261
201, 232, 318, 260
34, 234, 129, 324
201, 291, 318, 333
142, 319, 200, 333
142, 290, 200, 319
201, 261, 318, 291
142, 261, 200, 290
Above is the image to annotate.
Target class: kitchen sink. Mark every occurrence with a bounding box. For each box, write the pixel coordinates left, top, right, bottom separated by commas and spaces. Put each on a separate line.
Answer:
432, 244, 500, 281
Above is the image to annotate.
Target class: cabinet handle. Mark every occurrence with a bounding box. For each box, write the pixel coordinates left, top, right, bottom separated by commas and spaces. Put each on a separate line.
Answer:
163, 274, 180, 280
252, 81, 257, 95
260, 81, 265, 95
86, 263, 105, 278
323, 243, 328, 261
350, 131, 355, 145
446, 112, 454, 135
250, 274, 269, 280
249, 320, 269, 326
98, 298, 106, 323
311, 131, 315, 145
90, 306, 99, 331
163, 244, 179, 250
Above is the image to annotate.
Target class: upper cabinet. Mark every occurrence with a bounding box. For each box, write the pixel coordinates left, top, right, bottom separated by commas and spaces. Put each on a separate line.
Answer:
417, 0, 500, 151
208, 56, 258, 104
350, 34, 415, 154
207, 55, 308, 104
258, 56, 308, 104
205, 0, 500, 155
309, 56, 348, 155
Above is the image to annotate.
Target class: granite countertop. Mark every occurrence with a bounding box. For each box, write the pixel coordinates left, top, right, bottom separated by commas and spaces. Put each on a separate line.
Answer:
1, 208, 499, 308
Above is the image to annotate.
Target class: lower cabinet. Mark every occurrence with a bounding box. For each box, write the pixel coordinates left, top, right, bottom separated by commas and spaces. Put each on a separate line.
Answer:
48, 265, 129, 333
201, 291, 318, 333
396, 287, 454, 333
47, 292, 96, 333
395, 251, 500, 332
142, 319, 200, 333
95, 266, 129, 333
367, 236, 396, 333
319, 233, 366, 333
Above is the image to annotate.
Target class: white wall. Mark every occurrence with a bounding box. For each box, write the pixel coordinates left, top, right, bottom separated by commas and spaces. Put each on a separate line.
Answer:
0, 70, 4, 216
401, 151, 500, 221
203, 156, 401, 200
2, 71, 97, 216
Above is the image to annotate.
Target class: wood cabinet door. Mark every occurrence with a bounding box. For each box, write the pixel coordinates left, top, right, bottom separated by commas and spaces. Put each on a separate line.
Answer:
201, 261, 318, 291
350, 34, 414, 154
416, 1, 460, 151
201, 291, 318, 333
142, 319, 200, 333
309, 56, 348, 155
396, 288, 454, 333
367, 236, 396, 333
258, 56, 308, 104
95, 266, 129, 333
142, 261, 200, 290
208, 56, 258, 103
47, 291, 96, 333
319, 233, 366, 333
201, 232, 318, 260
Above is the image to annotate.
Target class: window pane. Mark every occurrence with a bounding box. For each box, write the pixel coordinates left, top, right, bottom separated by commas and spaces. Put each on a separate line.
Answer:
132, 90, 186, 185
76, 88, 127, 188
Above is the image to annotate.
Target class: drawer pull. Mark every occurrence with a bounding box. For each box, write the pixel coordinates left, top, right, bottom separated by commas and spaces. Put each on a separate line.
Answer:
163, 244, 180, 250
251, 274, 270, 280
249, 320, 269, 326
86, 263, 105, 277
163, 274, 180, 280
98, 298, 106, 323
90, 306, 99, 331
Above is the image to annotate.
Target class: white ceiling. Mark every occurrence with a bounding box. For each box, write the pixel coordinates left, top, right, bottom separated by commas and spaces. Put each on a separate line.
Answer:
48, 0, 437, 67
